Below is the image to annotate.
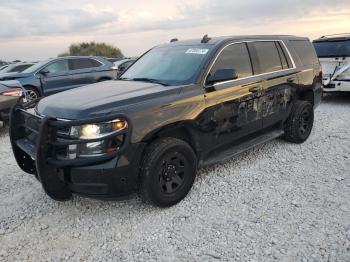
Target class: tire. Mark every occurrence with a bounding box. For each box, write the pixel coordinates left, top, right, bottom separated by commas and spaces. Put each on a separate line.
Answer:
139, 137, 197, 207
24, 86, 40, 101
283, 100, 314, 144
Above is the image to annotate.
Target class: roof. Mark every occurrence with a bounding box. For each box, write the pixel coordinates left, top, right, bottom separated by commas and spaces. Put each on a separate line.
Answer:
158, 35, 309, 48
314, 33, 350, 42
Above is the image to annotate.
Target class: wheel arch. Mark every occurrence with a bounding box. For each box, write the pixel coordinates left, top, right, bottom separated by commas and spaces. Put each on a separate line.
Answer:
22, 84, 42, 96
296, 89, 314, 106
141, 121, 201, 157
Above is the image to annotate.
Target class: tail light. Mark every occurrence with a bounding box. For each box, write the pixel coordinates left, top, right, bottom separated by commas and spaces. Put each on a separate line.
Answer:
0, 88, 23, 97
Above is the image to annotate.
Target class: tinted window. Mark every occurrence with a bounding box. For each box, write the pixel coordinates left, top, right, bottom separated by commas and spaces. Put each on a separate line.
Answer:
210, 43, 253, 79
251, 41, 283, 74
90, 59, 103, 67
70, 58, 101, 70
313, 40, 350, 57
119, 61, 134, 71
276, 43, 289, 69
43, 60, 69, 74
290, 40, 319, 65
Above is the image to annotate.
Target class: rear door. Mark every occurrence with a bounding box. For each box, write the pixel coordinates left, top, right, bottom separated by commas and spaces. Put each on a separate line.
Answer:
68, 58, 104, 87
201, 42, 264, 150
247, 41, 296, 128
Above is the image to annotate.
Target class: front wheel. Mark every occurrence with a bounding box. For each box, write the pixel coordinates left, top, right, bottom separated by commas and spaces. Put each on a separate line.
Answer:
283, 100, 314, 144
139, 137, 197, 207
24, 87, 40, 101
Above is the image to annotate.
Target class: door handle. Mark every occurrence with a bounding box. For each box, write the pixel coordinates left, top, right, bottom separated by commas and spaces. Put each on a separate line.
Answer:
287, 77, 296, 83
248, 86, 262, 93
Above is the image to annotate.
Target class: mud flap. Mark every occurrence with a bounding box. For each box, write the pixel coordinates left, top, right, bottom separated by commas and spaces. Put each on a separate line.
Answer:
36, 117, 72, 201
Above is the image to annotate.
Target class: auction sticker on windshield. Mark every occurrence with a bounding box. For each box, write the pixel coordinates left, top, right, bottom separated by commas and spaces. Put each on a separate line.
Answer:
185, 48, 209, 55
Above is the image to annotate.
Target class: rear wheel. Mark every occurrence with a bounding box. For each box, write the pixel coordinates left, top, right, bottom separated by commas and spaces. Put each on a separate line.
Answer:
139, 137, 197, 207
283, 100, 314, 144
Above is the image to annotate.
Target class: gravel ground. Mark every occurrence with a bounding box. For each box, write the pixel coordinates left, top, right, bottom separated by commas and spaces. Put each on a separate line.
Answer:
0, 95, 349, 262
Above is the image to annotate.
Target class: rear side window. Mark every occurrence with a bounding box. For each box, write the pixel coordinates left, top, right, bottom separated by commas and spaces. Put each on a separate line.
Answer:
210, 43, 253, 79
290, 40, 319, 66
249, 41, 283, 74
70, 58, 102, 70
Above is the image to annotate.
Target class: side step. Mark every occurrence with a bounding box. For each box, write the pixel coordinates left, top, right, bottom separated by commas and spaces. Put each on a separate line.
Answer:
201, 129, 284, 167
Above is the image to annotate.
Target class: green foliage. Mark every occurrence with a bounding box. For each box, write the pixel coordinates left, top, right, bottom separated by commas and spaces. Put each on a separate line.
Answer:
59, 42, 124, 58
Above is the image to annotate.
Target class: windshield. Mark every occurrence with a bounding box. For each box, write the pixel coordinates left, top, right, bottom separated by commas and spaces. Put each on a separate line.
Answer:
21, 60, 50, 73
121, 45, 212, 85
313, 40, 350, 57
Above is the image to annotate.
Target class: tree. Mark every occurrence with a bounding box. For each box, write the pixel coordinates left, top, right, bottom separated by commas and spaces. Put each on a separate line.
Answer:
59, 42, 124, 58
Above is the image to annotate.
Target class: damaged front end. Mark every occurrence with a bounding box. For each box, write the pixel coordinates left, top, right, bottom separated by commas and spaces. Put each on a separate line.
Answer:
9, 99, 132, 201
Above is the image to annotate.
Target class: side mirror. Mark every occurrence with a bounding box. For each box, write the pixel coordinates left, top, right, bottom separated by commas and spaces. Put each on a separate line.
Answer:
206, 69, 238, 85
39, 69, 50, 75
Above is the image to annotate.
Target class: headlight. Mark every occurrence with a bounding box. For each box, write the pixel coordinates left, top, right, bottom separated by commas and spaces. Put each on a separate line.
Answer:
68, 119, 128, 158
77, 119, 127, 140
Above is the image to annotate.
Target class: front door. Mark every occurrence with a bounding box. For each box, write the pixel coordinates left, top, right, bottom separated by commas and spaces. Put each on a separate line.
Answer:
39, 59, 72, 95
198, 42, 264, 150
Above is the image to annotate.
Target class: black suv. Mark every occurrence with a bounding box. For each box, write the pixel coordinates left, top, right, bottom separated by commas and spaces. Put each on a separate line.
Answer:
10, 35, 322, 207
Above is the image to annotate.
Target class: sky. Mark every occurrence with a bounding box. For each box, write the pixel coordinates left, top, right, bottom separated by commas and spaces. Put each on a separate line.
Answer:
0, 0, 349, 61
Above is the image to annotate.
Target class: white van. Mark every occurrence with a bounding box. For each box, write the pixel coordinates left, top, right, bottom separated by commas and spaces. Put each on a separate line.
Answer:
313, 34, 350, 92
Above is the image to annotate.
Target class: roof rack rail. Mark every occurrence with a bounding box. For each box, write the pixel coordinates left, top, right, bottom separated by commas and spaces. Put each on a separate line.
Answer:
320, 33, 350, 38
170, 38, 178, 43
201, 34, 211, 43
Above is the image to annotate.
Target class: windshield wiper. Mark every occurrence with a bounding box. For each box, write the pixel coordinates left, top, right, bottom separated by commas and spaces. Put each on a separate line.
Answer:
127, 78, 170, 86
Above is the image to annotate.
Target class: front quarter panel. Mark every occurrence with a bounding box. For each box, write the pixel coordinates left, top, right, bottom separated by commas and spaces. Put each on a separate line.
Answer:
126, 84, 206, 143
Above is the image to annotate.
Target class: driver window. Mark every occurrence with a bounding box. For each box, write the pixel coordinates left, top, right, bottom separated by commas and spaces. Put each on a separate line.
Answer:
43, 60, 69, 74
209, 43, 253, 79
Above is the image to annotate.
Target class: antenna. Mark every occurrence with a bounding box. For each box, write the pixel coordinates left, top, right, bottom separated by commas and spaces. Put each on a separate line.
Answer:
170, 38, 178, 43
201, 34, 211, 43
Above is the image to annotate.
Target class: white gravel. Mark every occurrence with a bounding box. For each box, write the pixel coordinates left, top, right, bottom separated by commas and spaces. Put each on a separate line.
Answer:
0, 94, 349, 261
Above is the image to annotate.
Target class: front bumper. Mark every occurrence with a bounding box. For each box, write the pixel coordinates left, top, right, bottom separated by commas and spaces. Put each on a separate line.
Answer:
323, 80, 350, 92
10, 100, 144, 200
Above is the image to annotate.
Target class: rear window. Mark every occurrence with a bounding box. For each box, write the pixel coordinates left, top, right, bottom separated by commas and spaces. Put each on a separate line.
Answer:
290, 40, 319, 66
313, 40, 350, 57
249, 41, 283, 74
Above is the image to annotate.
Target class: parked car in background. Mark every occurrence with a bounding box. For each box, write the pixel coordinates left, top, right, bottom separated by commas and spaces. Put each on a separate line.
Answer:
313, 33, 350, 92
10, 35, 322, 206
0, 62, 35, 74
0, 80, 24, 122
0, 56, 116, 100
114, 58, 136, 77
0, 65, 8, 71
106, 57, 123, 63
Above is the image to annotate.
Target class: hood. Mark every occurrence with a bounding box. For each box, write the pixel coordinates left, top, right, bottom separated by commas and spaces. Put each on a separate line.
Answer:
0, 72, 31, 80
37, 80, 181, 119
